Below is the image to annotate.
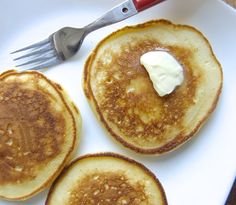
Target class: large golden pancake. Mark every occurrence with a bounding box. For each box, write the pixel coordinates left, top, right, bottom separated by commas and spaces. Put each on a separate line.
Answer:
0, 70, 81, 200
83, 19, 222, 154
46, 153, 167, 205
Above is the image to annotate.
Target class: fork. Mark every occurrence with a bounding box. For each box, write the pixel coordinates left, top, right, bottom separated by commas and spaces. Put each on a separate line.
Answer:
11, 0, 165, 70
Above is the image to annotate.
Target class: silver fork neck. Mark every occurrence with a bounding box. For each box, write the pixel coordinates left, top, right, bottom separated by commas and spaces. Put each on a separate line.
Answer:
84, 0, 138, 34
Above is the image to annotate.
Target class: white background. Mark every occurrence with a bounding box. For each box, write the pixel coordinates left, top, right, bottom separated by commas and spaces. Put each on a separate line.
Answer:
0, 0, 236, 204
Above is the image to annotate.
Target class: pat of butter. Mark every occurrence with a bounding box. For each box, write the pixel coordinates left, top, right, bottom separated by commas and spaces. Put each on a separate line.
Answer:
140, 51, 184, 97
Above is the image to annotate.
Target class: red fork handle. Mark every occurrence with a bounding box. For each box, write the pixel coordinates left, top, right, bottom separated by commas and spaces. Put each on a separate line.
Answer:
132, 0, 166, 12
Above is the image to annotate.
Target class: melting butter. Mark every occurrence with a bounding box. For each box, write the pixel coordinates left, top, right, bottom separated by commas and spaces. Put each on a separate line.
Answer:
140, 51, 184, 97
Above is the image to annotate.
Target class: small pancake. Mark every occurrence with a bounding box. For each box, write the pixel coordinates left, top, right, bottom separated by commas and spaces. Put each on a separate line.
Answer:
83, 19, 222, 154
46, 153, 167, 205
0, 70, 81, 200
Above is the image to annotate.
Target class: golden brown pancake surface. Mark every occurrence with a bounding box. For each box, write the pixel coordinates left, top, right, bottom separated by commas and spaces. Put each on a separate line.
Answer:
0, 80, 65, 184
0, 70, 81, 200
84, 20, 222, 154
69, 171, 148, 204
90, 40, 198, 146
46, 153, 167, 205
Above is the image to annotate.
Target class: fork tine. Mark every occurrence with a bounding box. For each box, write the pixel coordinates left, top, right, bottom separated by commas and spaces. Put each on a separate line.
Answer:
15, 53, 56, 67
25, 57, 61, 71
13, 47, 55, 61
10, 38, 51, 54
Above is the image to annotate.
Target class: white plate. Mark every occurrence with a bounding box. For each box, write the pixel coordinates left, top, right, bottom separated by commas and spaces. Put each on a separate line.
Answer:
0, 0, 236, 204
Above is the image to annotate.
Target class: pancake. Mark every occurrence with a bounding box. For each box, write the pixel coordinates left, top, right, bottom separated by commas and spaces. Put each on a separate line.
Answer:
0, 70, 81, 200
83, 19, 222, 154
46, 153, 167, 205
